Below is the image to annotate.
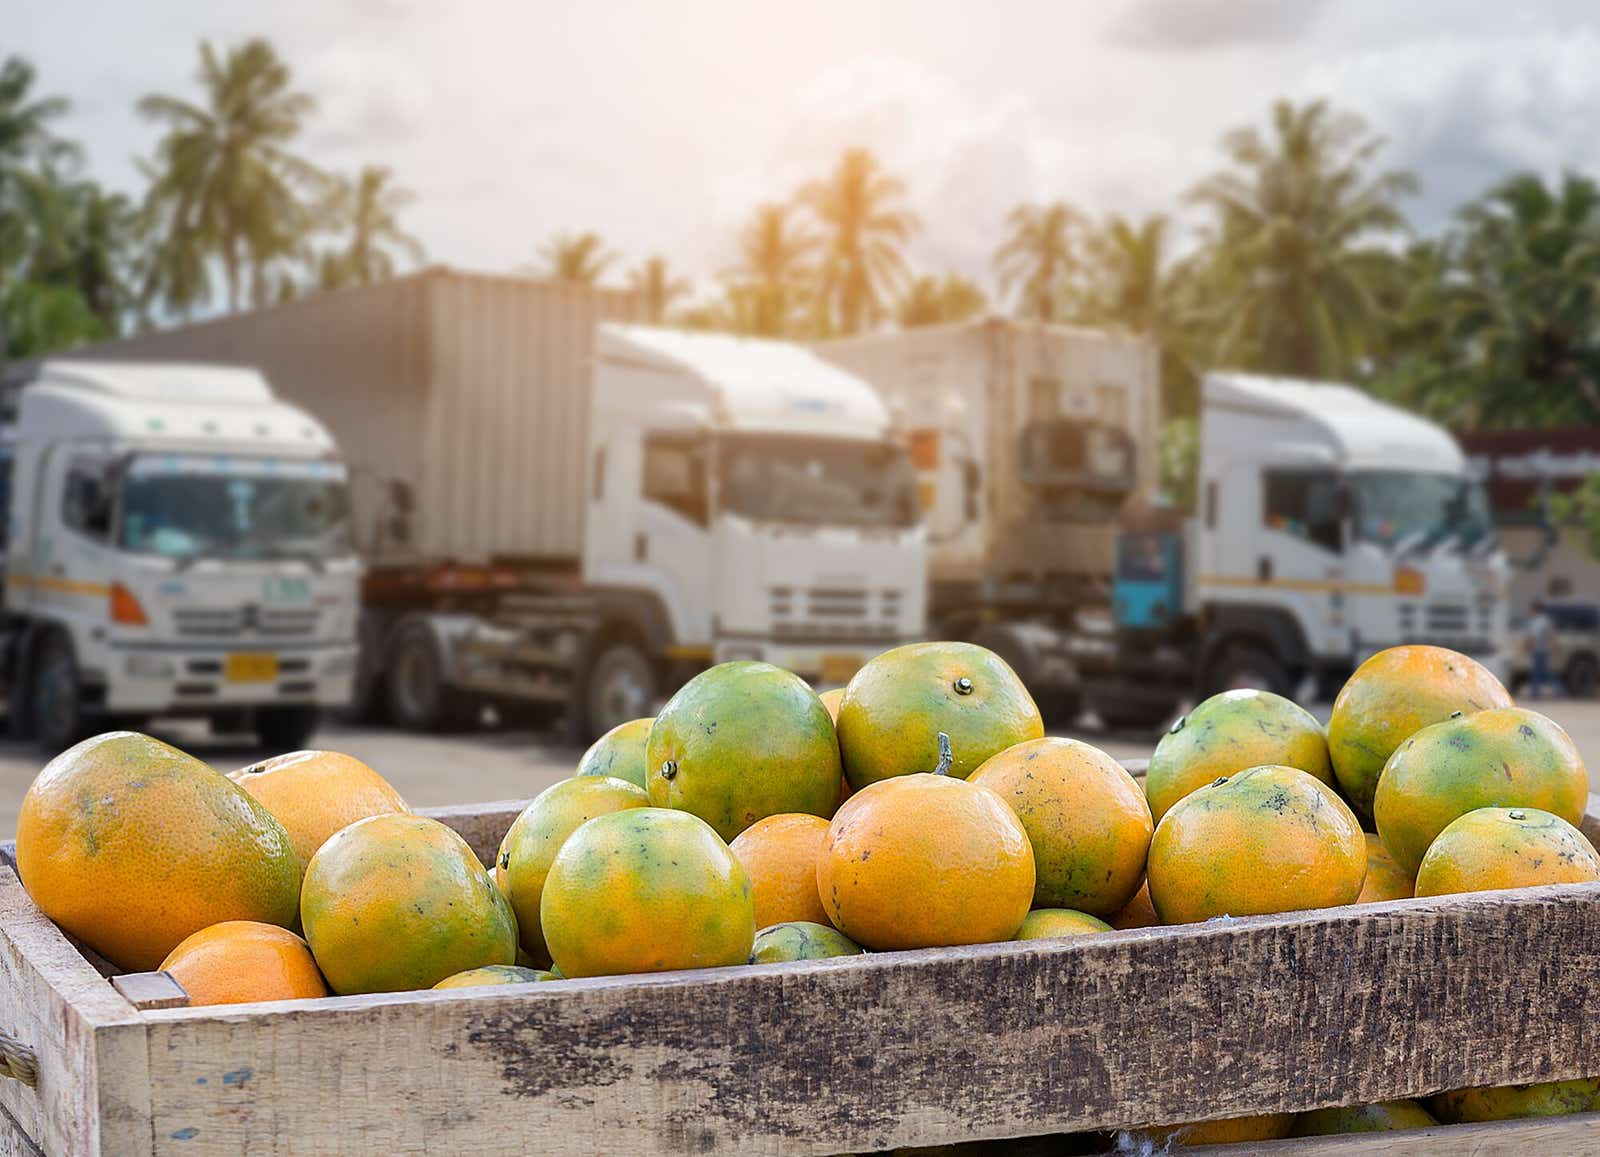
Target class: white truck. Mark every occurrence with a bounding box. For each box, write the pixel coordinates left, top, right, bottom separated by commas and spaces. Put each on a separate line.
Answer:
41, 269, 928, 739
0, 361, 362, 750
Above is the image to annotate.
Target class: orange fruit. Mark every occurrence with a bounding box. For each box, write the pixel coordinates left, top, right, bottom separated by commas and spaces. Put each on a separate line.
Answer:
433, 965, 555, 988
1356, 834, 1415, 903
301, 813, 517, 994
540, 808, 755, 977
230, 749, 409, 866
1111, 881, 1160, 929
729, 813, 833, 929
1013, 909, 1112, 939
969, 737, 1151, 915
1414, 807, 1600, 896
817, 757, 1035, 950
647, 661, 842, 841
1328, 645, 1511, 821
575, 717, 653, 789
16, 731, 301, 970
750, 921, 862, 963
1147, 765, 1366, 925
160, 921, 328, 1006
835, 641, 1043, 789
1142, 1114, 1294, 1145
1373, 706, 1587, 875
1432, 1078, 1600, 1122
818, 687, 845, 723
495, 776, 650, 963
1145, 689, 1332, 823
1291, 1100, 1437, 1135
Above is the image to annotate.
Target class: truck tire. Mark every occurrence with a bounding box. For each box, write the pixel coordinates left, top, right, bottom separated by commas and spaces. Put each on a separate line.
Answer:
1087, 694, 1182, 734
386, 619, 479, 732
255, 707, 321, 752
1202, 645, 1293, 700
1564, 654, 1598, 699
580, 639, 658, 742
31, 633, 86, 753
967, 623, 1081, 727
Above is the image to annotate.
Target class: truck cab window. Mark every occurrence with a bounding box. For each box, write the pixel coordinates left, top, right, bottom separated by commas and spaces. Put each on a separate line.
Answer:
642, 435, 708, 526
62, 462, 112, 540
1263, 470, 1342, 553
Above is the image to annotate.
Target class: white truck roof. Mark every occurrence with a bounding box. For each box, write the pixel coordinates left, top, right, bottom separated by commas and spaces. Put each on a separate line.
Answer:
599, 325, 892, 440
1204, 371, 1465, 474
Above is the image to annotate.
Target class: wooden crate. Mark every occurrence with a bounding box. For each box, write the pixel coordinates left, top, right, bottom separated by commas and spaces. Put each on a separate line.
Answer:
3, 797, 1600, 1155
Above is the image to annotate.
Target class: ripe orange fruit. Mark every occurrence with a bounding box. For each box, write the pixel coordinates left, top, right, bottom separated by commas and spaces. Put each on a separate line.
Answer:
750, 921, 862, 963
647, 661, 842, 841
301, 813, 517, 994
16, 731, 301, 970
1432, 1078, 1600, 1122
817, 751, 1035, 950
1142, 1115, 1294, 1145
160, 921, 328, 1006
495, 776, 649, 963
969, 737, 1151, 915
1111, 881, 1160, 929
575, 717, 653, 789
1414, 807, 1600, 897
1291, 1100, 1438, 1135
1356, 834, 1415, 903
835, 641, 1043, 789
1328, 645, 1511, 820
433, 965, 555, 988
729, 813, 833, 929
230, 749, 409, 866
1145, 689, 1332, 823
540, 808, 754, 977
1373, 707, 1588, 876
1013, 909, 1112, 939
818, 687, 845, 723
1146, 765, 1366, 925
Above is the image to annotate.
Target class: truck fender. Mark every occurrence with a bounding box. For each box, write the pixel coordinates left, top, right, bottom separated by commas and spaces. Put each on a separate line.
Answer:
1197, 605, 1310, 689
588, 588, 675, 657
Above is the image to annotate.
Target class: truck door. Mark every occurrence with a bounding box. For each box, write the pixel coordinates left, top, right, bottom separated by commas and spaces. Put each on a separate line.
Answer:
39, 451, 118, 633
636, 431, 714, 644
1256, 467, 1348, 656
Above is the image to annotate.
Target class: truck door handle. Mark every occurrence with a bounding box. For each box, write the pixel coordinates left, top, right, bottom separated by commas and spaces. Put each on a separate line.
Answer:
1257, 556, 1273, 582
634, 533, 648, 562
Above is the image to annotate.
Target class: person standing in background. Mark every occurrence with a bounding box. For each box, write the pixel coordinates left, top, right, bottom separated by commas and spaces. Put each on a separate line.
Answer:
1526, 600, 1556, 700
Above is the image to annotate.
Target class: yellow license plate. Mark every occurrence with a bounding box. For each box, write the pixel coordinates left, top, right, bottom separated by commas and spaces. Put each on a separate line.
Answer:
820, 653, 863, 685
225, 653, 279, 682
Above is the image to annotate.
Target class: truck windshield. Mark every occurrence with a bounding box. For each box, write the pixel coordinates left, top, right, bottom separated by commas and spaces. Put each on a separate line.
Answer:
118, 455, 354, 561
719, 437, 919, 528
1349, 471, 1496, 551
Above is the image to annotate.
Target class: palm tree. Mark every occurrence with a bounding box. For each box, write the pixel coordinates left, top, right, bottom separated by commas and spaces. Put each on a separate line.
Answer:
897, 273, 987, 328
0, 56, 78, 284
1085, 214, 1170, 334
320, 165, 424, 290
994, 202, 1081, 323
799, 149, 919, 336
723, 202, 816, 337
534, 230, 615, 285
627, 255, 691, 324
137, 38, 323, 313
1186, 98, 1414, 378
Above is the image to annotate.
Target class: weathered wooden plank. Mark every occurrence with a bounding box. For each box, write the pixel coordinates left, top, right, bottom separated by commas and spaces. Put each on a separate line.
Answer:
112, 973, 190, 1011
416, 798, 528, 867
0, 868, 152, 1155
136, 883, 1600, 1155
1194, 1111, 1600, 1155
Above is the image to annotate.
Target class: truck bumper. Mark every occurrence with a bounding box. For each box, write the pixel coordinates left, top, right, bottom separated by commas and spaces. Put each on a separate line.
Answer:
102, 643, 359, 713
713, 638, 918, 687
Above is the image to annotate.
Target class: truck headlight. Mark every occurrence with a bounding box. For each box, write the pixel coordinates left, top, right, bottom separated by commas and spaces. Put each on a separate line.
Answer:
125, 654, 175, 679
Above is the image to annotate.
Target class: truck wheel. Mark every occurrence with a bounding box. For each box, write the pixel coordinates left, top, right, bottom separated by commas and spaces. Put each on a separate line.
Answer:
31, 634, 86, 753
1564, 654, 1599, 699
582, 640, 658, 742
1203, 646, 1292, 699
1088, 695, 1182, 734
386, 619, 478, 732
255, 707, 321, 752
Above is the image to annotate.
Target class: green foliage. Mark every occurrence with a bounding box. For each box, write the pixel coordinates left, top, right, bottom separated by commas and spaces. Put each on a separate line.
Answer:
1551, 475, 1600, 561
318, 165, 425, 291
534, 230, 616, 285
897, 273, 986, 328
626, 255, 690, 324
1158, 417, 1199, 511
1, 279, 110, 356
994, 201, 1081, 323
800, 148, 919, 336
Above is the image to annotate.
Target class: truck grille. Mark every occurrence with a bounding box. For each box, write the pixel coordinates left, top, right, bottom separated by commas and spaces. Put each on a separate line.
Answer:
769, 587, 902, 642
173, 607, 320, 639
1426, 604, 1469, 634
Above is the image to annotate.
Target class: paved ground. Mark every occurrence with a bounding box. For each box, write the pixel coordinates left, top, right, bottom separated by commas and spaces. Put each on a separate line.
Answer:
2, 699, 1598, 841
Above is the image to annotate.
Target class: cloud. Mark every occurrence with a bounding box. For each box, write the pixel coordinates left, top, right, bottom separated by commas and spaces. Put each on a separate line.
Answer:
301, 45, 431, 155
1105, 0, 1331, 51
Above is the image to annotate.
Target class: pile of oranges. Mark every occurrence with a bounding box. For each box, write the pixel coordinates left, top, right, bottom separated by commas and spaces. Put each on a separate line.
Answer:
9, 640, 1595, 1140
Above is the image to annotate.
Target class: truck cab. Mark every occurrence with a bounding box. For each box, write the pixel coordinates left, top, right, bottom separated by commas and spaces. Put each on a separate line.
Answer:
4, 361, 362, 750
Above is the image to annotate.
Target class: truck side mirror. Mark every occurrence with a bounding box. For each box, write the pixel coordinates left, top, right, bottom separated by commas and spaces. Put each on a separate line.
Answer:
389, 479, 415, 514
963, 460, 981, 523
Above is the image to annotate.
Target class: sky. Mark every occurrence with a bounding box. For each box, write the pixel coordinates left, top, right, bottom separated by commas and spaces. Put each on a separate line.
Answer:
16, 0, 1600, 296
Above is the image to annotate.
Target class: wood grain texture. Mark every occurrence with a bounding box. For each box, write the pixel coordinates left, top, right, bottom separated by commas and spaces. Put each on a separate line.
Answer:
1193, 1111, 1600, 1155
134, 882, 1600, 1155
112, 973, 190, 1011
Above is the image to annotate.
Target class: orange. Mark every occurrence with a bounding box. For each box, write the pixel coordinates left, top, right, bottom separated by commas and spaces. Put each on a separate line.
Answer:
750, 921, 862, 963
647, 661, 842, 841
1146, 765, 1366, 925
1328, 645, 1511, 821
1013, 909, 1112, 939
1414, 807, 1600, 896
1432, 1079, 1600, 1122
16, 731, 301, 970
835, 641, 1043, 789
969, 737, 1151, 915
230, 749, 409, 867
818, 687, 845, 723
301, 813, 517, 994
160, 921, 327, 1006
1291, 1100, 1437, 1135
540, 808, 754, 977
433, 965, 556, 988
1142, 1114, 1294, 1145
729, 813, 833, 929
495, 776, 649, 963
1145, 689, 1332, 823
575, 717, 653, 789
1111, 881, 1160, 929
817, 757, 1035, 950
1373, 707, 1587, 875
1356, 834, 1415, 903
